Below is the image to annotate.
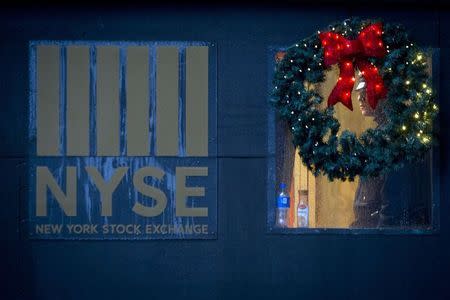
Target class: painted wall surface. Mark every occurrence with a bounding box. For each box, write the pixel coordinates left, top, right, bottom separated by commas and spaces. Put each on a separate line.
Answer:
1, 6, 450, 300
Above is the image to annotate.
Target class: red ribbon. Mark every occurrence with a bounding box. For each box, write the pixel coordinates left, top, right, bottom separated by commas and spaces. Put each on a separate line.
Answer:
319, 23, 387, 111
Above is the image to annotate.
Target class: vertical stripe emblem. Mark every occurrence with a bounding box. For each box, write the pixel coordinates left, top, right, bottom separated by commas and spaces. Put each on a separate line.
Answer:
66, 46, 90, 156
34, 43, 210, 157
96, 46, 120, 156
36, 45, 60, 156
156, 47, 179, 156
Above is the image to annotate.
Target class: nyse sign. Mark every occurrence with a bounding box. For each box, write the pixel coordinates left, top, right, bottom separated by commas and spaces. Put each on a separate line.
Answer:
28, 41, 217, 239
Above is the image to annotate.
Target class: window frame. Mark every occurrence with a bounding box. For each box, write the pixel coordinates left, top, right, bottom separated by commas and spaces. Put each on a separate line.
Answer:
266, 46, 440, 235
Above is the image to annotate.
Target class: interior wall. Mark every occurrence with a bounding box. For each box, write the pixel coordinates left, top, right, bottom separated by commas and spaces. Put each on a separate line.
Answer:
316, 66, 377, 228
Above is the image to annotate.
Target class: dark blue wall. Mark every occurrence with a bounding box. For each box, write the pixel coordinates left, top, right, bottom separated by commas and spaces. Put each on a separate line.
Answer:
2, 6, 449, 300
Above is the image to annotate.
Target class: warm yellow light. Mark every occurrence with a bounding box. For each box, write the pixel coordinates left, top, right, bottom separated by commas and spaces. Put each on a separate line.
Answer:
417, 54, 423, 61
422, 83, 427, 89
426, 89, 432, 94
406, 80, 410, 85
414, 113, 420, 119
402, 125, 407, 131
433, 104, 438, 110
422, 137, 430, 143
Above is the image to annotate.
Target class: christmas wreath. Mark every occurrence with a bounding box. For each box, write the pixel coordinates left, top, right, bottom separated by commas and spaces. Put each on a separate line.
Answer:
271, 18, 439, 181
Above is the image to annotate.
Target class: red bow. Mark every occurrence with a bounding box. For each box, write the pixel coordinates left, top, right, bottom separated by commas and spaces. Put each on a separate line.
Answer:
319, 23, 387, 111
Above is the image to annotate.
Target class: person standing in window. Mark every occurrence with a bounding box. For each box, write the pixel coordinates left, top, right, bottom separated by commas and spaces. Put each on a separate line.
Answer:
350, 74, 387, 228
351, 72, 432, 228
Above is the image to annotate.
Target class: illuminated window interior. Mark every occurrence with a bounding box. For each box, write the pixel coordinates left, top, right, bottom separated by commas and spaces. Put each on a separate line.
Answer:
270, 49, 436, 230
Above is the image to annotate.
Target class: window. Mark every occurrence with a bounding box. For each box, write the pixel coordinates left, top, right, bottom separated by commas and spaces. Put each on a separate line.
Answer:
267, 47, 439, 234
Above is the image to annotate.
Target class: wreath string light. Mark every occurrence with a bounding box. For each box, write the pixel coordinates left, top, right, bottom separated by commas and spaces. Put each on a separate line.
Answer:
271, 18, 439, 181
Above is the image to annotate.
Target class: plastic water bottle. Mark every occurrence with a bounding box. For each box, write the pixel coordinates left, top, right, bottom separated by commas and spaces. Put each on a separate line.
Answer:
297, 190, 309, 228
276, 183, 290, 228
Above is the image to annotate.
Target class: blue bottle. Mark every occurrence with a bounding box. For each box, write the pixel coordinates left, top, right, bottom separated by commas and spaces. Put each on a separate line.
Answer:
276, 183, 290, 228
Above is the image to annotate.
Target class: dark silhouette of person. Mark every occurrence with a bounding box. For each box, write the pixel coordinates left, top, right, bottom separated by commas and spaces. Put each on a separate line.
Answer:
350, 75, 386, 227
350, 75, 431, 228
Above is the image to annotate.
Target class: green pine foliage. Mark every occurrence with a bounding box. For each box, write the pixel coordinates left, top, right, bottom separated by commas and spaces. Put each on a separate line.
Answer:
271, 18, 438, 181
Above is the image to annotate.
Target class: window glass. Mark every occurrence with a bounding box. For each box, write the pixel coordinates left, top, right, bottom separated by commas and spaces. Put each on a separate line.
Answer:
267, 47, 439, 233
